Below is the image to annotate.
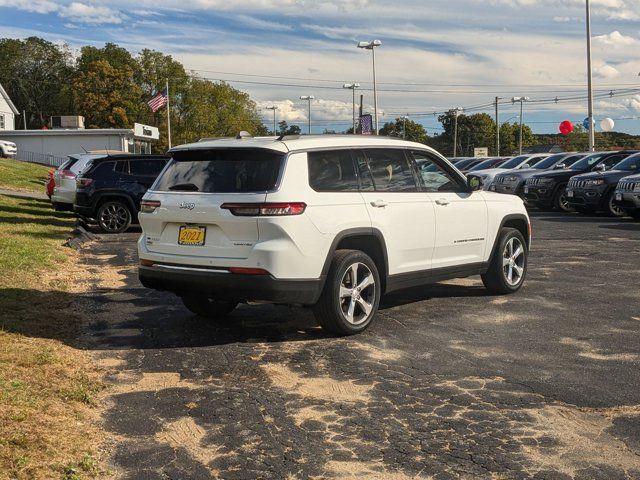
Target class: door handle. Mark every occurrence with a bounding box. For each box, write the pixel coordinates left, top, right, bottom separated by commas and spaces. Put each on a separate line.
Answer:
435, 198, 450, 206
370, 200, 388, 208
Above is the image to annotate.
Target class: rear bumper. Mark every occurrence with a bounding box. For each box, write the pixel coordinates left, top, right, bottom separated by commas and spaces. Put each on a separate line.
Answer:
73, 204, 94, 217
139, 264, 324, 305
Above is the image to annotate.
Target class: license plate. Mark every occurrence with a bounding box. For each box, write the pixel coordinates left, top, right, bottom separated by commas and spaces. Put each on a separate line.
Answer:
178, 226, 206, 246
635, 185, 640, 193
567, 190, 574, 198
616, 193, 622, 201
524, 186, 529, 194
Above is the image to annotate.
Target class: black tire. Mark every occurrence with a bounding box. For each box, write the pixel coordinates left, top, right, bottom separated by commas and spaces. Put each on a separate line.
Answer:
313, 249, 381, 336
629, 210, 640, 220
97, 201, 132, 233
181, 295, 238, 320
552, 185, 572, 212
603, 190, 625, 217
481, 228, 528, 295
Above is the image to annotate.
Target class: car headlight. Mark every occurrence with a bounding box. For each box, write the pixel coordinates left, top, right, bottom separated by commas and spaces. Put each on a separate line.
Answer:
506, 176, 518, 182
584, 179, 605, 186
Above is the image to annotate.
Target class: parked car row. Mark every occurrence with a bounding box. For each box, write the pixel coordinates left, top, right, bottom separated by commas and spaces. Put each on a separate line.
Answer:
46, 153, 169, 232
470, 150, 640, 219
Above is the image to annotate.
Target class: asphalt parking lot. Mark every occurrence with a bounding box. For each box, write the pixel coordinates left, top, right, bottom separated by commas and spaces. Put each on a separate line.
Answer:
75, 211, 640, 479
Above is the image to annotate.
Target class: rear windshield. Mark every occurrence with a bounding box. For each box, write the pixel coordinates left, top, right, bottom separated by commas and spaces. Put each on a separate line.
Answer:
58, 158, 78, 171
154, 149, 284, 193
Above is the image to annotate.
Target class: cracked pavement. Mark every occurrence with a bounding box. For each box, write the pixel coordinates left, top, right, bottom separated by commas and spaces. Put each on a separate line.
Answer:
75, 211, 640, 479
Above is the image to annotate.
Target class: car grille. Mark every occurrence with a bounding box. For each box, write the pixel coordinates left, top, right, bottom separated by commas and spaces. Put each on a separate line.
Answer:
618, 180, 637, 191
568, 179, 588, 188
526, 178, 547, 186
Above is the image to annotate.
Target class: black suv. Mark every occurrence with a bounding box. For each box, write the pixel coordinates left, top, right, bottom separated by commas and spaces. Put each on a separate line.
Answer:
566, 152, 640, 216
523, 151, 638, 212
614, 173, 640, 220
74, 154, 169, 233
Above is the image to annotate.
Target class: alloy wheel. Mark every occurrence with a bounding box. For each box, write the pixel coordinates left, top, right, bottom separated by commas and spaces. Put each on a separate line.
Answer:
99, 204, 129, 232
339, 262, 376, 325
502, 237, 525, 286
608, 196, 625, 217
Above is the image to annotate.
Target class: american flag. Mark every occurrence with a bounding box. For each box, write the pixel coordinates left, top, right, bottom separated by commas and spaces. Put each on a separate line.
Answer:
147, 88, 168, 112
359, 114, 373, 135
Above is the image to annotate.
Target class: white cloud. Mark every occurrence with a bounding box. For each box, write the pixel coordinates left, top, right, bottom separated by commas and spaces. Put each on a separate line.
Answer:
0, 0, 125, 24
593, 64, 621, 79
593, 30, 637, 47
0, 0, 58, 14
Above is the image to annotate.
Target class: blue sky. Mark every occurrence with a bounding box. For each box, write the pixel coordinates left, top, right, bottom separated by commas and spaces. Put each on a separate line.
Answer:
1, 0, 639, 135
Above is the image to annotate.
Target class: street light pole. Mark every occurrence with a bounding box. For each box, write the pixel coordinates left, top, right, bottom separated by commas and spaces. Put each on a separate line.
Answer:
452, 107, 463, 157
495, 96, 502, 155
265, 106, 278, 135
343, 83, 360, 133
512, 97, 530, 155
357, 39, 382, 135
300, 95, 314, 134
402, 115, 409, 140
586, 0, 595, 152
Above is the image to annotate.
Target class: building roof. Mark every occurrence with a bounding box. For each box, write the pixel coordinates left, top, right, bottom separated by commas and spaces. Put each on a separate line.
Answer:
0, 82, 19, 115
0, 128, 132, 137
171, 134, 435, 155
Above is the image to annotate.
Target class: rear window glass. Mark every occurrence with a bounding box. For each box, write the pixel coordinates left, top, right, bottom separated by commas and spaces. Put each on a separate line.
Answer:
308, 150, 359, 192
59, 158, 77, 171
154, 149, 283, 193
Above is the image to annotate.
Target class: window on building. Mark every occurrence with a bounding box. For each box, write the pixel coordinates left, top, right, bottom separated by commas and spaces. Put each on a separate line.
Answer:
0, 115, 5, 130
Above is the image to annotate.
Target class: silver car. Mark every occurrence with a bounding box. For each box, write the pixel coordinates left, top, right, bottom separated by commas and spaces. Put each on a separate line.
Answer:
51, 153, 104, 211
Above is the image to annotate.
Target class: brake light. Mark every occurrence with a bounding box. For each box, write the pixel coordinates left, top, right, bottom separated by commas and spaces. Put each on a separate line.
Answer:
59, 169, 75, 179
76, 177, 93, 188
228, 267, 270, 275
528, 222, 532, 239
221, 202, 306, 216
141, 200, 161, 213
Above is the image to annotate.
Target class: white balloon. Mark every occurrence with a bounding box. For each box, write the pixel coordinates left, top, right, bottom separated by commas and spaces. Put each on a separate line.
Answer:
600, 118, 615, 132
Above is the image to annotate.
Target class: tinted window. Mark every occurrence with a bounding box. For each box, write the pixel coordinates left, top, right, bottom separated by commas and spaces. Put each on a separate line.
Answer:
522, 156, 548, 168
155, 149, 283, 193
364, 149, 417, 192
353, 150, 374, 191
611, 153, 640, 172
600, 154, 629, 170
308, 150, 358, 192
114, 161, 128, 173
90, 161, 116, 176
500, 155, 530, 169
129, 159, 167, 177
58, 158, 78, 171
561, 154, 585, 167
412, 151, 463, 192
570, 153, 607, 170
533, 153, 569, 170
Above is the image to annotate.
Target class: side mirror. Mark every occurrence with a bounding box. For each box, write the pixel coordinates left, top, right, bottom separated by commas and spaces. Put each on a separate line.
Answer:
594, 164, 606, 172
467, 175, 483, 191
520, 163, 530, 169
554, 163, 566, 170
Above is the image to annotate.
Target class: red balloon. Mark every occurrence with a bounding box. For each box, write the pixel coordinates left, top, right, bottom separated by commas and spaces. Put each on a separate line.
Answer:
559, 120, 574, 135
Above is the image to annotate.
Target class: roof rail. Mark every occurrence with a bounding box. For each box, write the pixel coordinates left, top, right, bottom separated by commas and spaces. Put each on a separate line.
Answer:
236, 131, 253, 139
277, 134, 301, 141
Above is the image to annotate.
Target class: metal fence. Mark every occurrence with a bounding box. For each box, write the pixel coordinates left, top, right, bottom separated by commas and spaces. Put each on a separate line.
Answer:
16, 150, 67, 168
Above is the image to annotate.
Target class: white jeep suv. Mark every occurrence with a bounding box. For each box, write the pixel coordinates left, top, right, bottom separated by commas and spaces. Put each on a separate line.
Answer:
138, 135, 530, 335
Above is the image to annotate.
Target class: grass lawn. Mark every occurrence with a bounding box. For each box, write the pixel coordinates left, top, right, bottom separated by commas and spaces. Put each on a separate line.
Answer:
0, 194, 105, 479
0, 159, 52, 194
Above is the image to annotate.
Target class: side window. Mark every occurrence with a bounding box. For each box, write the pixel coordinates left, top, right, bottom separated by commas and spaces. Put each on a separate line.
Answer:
601, 155, 625, 170
352, 150, 374, 191
364, 149, 418, 192
114, 161, 129, 174
91, 161, 117, 176
308, 150, 359, 192
412, 151, 464, 193
129, 160, 167, 177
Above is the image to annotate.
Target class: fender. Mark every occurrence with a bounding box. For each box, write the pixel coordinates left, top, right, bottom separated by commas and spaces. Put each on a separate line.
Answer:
487, 213, 530, 264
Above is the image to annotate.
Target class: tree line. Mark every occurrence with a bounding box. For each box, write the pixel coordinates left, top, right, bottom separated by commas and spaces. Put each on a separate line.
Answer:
0, 37, 267, 152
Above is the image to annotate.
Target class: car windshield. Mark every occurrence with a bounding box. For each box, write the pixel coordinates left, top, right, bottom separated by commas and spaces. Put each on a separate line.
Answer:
570, 153, 607, 170
469, 159, 500, 171
612, 153, 640, 172
453, 159, 474, 170
533, 154, 569, 170
499, 155, 530, 169
154, 148, 284, 193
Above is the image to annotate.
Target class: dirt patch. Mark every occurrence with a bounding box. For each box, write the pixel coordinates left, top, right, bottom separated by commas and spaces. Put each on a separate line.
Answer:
109, 372, 203, 394
322, 460, 419, 479
156, 417, 221, 474
490, 297, 509, 305
463, 312, 517, 324
261, 364, 372, 403
355, 342, 403, 362
520, 405, 640, 476
560, 337, 640, 362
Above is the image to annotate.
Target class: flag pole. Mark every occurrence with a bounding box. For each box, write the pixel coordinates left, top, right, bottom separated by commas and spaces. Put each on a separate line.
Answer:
166, 78, 172, 149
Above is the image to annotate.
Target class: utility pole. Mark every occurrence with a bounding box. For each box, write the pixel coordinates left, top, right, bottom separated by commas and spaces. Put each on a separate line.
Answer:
300, 95, 314, 134
512, 97, 530, 155
22, 110, 27, 130
343, 83, 360, 133
265, 106, 278, 135
494, 97, 501, 155
586, 0, 595, 151
452, 107, 463, 157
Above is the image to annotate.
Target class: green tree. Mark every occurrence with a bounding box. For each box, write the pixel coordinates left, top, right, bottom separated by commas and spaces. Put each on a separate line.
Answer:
379, 117, 428, 144
277, 121, 301, 136
499, 122, 535, 155
436, 111, 497, 156
72, 60, 141, 128
0, 36, 74, 127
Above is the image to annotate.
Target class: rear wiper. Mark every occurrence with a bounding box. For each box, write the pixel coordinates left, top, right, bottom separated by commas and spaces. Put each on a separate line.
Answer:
168, 183, 199, 191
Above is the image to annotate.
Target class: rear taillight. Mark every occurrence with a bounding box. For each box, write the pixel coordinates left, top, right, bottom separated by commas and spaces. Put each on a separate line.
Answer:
59, 169, 75, 179
528, 222, 532, 239
76, 177, 93, 188
221, 202, 306, 217
141, 200, 161, 213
